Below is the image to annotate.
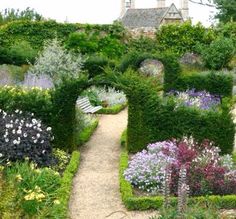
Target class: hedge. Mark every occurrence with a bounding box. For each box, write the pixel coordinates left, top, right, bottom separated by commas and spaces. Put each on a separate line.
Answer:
120, 149, 236, 210
76, 119, 99, 146
97, 103, 127, 114
51, 151, 80, 217
172, 71, 233, 97
0, 20, 126, 50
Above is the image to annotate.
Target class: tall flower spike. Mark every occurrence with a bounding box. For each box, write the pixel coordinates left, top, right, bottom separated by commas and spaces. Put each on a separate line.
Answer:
177, 165, 189, 217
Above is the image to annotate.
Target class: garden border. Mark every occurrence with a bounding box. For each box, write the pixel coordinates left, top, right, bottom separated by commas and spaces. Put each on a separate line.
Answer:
51, 151, 80, 217
119, 133, 236, 210
97, 103, 127, 115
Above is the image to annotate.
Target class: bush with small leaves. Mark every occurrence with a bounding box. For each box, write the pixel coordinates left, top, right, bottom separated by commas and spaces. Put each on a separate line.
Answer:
0, 109, 54, 167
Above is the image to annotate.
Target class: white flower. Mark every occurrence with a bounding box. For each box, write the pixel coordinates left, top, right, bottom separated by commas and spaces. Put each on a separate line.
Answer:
36, 133, 40, 138
33, 140, 38, 144
13, 140, 18, 145
5, 138, 9, 143
46, 127, 52, 131
23, 133, 28, 138
0, 153, 3, 158
17, 130, 22, 135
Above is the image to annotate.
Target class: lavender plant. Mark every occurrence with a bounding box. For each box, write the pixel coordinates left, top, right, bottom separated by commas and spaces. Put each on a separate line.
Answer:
168, 89, 221, 110
0, 109, 54, 166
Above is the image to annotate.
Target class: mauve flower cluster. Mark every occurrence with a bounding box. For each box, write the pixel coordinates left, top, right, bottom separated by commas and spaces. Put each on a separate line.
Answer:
124, 141, 178, 194
125, 137, 236, 196
0, 109, 55, 167
168, 89, 221, 110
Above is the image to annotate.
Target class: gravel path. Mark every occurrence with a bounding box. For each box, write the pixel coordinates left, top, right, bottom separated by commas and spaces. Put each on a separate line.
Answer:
69, 109, 156, 219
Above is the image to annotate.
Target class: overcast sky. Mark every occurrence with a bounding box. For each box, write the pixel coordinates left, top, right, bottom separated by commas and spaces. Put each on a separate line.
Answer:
0, 0, 217, 26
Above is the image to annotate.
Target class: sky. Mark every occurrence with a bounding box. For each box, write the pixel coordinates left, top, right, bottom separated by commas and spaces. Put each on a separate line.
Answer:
0, 0, 217, 26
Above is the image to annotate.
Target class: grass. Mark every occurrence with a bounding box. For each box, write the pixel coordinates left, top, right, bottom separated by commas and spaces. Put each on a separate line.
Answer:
97, 103, 127, 114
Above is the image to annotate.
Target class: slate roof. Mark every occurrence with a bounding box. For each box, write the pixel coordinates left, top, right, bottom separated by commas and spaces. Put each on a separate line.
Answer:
121, 7, 169, 28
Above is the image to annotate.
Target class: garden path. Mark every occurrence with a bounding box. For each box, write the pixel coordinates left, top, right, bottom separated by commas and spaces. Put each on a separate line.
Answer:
69, 109, 156, 219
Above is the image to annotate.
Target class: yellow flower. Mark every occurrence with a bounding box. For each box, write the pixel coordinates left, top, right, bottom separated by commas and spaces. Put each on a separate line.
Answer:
0, 166, 4, 171
15, 174, 23, 182
53, 200, 60, 205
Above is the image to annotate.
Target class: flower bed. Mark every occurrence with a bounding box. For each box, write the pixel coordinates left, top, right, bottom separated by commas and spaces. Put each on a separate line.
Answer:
0, 150, 80, 218
167, 89, 221, 110
120, 132, 236, 210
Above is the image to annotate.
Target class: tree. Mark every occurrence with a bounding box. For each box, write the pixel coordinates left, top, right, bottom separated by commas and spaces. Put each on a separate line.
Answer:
0, 7, 43, 25
213, 0, 236, 23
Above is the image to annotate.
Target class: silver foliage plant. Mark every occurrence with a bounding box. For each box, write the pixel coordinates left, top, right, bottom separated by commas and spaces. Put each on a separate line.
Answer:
28, 38, 84, 84
87, 86, 127, 107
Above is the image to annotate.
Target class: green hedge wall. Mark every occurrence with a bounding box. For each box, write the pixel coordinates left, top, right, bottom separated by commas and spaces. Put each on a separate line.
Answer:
172, 71, 233, 97
120, 149, 236, 210
0, 20, 125, 50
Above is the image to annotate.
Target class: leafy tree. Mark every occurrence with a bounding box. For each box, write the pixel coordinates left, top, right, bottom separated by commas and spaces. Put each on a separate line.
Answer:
0, 7, 43, 25
213, 0, 236, 23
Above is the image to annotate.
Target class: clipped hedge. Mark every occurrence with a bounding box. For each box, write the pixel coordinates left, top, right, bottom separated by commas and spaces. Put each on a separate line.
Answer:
119, 51, 181, 92
97, 103, 127, 114
120, 149, 236, 210
0, 20, 126, 50
51, 151, 80, 217
172, 71, 233, 97
76, 119, 99, 146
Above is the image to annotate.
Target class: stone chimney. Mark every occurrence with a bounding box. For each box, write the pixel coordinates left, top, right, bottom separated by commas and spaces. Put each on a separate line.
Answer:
120, 0, 135, 17
180, 0, 189, 20
157, 0, 166, 8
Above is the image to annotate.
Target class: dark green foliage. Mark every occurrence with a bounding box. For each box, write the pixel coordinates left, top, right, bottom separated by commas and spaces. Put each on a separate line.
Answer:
83, 55, 109, 78
144, 97, 234, 154
127, 35, 158, 53
214, 0, 236, 23
76, 119, 99, 146
65, 32, 99, 54
156, 22, 215, 55
199, 37, 235, 70
98, 35, 125, 58
119, 51, 181, 92
51, 76, 89, 151
120, 149, 236, 210
0, 41, 37, 66
97, 103, 127, 114
0, 20, 126, 51
172, 71, 233, 97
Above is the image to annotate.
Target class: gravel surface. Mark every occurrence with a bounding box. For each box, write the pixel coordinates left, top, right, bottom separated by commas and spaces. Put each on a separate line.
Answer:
69, 109, 156, 219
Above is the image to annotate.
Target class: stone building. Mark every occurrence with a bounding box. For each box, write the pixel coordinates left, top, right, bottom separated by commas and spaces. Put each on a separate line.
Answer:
120, 0, 189, 37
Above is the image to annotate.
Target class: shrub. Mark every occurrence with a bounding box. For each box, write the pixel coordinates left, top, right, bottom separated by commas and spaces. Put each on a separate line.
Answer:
127, 35, 158, 53
156, 22, 215, 55
0, 109, 54, 167
199, 37, 235, 70
172, 71, 233, 97
0, 41, 37, 66
98, 35, 125, 58
65, 32, 99, 54
28, 38, 84, 85
83, 55, 109, 78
